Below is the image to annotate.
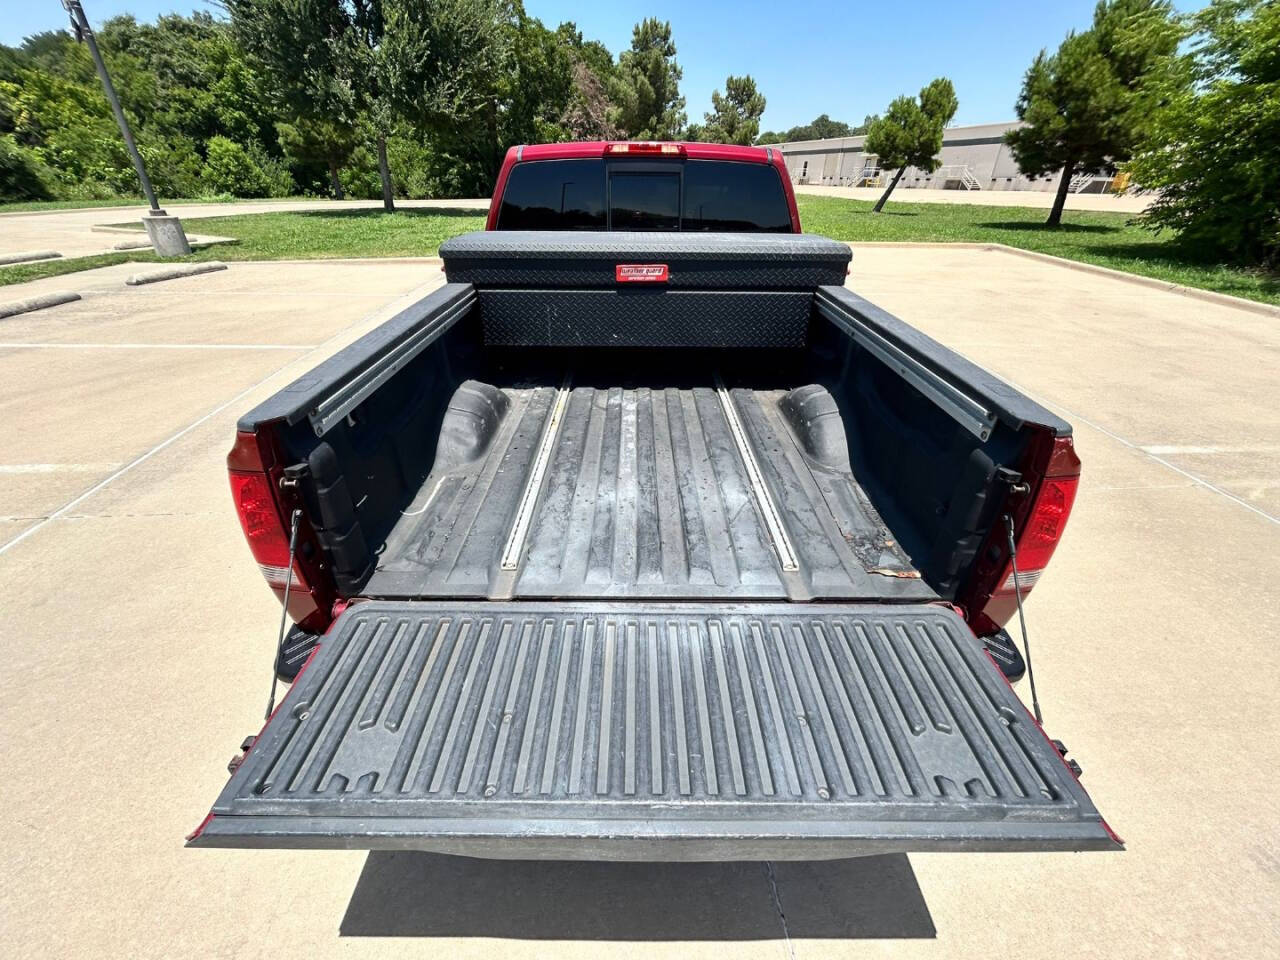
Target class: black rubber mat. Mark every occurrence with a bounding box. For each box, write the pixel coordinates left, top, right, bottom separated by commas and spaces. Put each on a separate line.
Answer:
365, 383, 932, 602
191, 601, 1119, 859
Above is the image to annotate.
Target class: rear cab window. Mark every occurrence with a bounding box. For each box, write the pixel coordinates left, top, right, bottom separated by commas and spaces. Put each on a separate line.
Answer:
495, 158, 792, 232
494, 158, 606, 229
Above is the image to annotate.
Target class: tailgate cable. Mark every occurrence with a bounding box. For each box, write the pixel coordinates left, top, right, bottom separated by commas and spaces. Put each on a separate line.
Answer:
265, 508, 302, 720
1003, 513, 1044, 724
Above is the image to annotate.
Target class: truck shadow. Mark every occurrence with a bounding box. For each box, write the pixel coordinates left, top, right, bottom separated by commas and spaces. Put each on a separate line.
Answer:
340, 852, 935, 940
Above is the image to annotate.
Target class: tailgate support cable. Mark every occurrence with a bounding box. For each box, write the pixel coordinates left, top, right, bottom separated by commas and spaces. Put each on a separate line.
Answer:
1003, 513, 1044, 724
265, 508, 302, 720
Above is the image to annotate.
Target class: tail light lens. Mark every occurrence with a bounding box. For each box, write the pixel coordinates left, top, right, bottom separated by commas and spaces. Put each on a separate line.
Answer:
993, 474, 1079, 597
228, 469, 307, 589
227, 430, 326, 628
964, 434, 1081, 634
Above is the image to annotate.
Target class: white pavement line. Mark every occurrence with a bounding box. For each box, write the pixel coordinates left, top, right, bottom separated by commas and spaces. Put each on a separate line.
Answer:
0, 463, 121, 474
0, 378, 270, 556
0, 276, 445, 556
0, 292, 81, 319
0, 250, 62, 266
992, 376, 1280, 526
126, 261, 227, 286
0, 341, 315, 351
1139, 443, 1280, 456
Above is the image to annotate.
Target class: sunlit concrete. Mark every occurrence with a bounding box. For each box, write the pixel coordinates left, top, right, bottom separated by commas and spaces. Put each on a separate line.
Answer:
1, 247, 1275, 959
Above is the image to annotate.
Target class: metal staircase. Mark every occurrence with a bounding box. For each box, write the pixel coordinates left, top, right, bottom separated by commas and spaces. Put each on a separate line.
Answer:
1069, 173, 1096, 193
936, 164, 982, 190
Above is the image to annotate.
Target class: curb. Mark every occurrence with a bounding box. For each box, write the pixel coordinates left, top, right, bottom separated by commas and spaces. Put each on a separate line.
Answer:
0, 250, 62, 266
126, 262, 227, 286
846, 241, 1280, 318
256, 256, 445, 266
0, 291, 81, 319
987, 244, 1280, 319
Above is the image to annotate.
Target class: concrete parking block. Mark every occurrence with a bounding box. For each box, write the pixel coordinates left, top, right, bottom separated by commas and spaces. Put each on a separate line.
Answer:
0, 290, 81, 318
0, 249, 62, 265
126, 261, 226, 285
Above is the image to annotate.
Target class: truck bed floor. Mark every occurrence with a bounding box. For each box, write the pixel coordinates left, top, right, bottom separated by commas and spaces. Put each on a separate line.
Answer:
365, 381, 931, 602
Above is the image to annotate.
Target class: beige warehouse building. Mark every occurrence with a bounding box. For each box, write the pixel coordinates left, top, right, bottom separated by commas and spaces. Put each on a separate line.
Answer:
776, 121, 1115, 194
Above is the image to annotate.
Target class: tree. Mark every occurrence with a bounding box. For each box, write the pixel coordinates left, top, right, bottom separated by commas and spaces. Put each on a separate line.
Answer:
227, 0, 398, 210
755, 113, 875, 144
702, 74, 766, 145
612, 19, 685, 139
864, 77, 957, 212
386, 1, 569, 195
561, 59, 620, 140
500, 13, 574, 149
1130, 0, 1278, 266
277, 116, 355, 199
556, 23, 619, 140
1006, 0, 1181, 226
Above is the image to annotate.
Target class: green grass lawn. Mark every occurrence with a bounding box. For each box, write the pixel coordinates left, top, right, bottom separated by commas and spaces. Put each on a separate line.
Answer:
796, 195, 1279, 306
0, 207, 486, 286
3, 199, 1276, 306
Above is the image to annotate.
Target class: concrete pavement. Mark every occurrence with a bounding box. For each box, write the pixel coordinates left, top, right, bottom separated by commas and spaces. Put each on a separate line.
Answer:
0, 198, 491, 259
1, 249, 1277, 958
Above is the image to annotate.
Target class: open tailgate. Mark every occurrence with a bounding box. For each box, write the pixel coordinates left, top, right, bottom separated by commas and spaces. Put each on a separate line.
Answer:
190, 601, 1119, 860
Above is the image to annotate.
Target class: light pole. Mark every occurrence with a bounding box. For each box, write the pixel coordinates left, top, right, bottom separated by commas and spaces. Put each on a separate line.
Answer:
61, 0, 191, 255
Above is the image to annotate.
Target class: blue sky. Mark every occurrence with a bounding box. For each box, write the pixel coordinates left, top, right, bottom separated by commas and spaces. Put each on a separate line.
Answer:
4, 0, 1200, 131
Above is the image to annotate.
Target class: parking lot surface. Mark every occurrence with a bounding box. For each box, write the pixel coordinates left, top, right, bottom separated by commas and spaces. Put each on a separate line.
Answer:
2, 249, 1276, 959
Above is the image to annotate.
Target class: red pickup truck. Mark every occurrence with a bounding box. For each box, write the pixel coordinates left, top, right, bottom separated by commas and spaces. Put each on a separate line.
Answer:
191, 141, 1117, 861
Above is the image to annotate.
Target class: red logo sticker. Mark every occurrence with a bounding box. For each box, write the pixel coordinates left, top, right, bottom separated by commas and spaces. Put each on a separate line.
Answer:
615, 263, 669, 283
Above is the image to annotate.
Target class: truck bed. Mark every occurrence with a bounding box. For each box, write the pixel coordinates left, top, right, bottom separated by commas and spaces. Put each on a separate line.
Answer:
365, 379, 930, 602
203, 232, 1117, 861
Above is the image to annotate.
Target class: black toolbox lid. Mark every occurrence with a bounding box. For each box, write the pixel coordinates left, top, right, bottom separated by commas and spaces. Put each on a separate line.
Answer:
439, 231, 851, 289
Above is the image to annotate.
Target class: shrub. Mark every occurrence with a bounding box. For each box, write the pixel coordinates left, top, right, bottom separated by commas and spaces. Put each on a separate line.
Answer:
245, 140, 295, 197
201, 135, 269, 197
388, 133, 437, 198
0, 134, 55, 201
338, 143, 383, 200
1132, 0, 1280, 266
141, 136, 204, 198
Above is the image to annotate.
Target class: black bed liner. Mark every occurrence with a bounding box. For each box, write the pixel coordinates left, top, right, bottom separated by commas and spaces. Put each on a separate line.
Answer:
192, 601, 1118, 859
364, 381, 931, 602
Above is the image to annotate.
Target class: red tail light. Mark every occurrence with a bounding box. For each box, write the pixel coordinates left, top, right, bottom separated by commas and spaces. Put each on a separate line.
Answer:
963, 435, 1081, 634
606, 142, 685, 155
227, 430, 327, 628
228, 469, 307, 589
993, 474, 1079, 597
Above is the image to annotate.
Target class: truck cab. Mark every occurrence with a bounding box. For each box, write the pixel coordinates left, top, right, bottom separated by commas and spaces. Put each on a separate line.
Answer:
487, 141, 802, 233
